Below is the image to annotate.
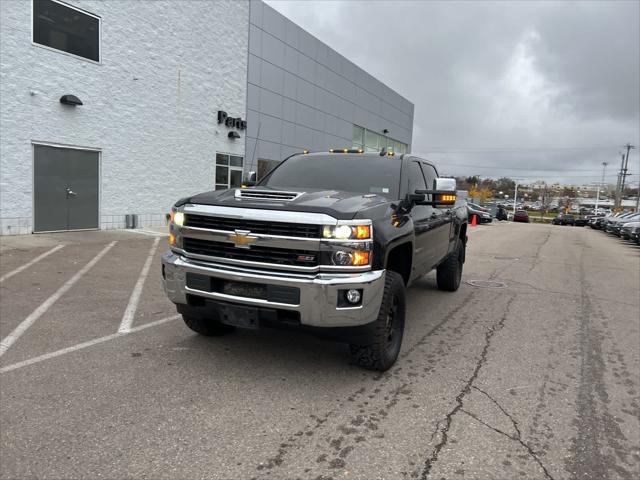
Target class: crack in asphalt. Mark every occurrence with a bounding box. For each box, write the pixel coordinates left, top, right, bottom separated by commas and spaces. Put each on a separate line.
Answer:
419, 295, 516, 480
469, 385, 555, 480
461, 409, 554, 480
254, 262, 512, 478
527, 229, 552, 273
253, 288, 478, 477
498, 278, 639, 308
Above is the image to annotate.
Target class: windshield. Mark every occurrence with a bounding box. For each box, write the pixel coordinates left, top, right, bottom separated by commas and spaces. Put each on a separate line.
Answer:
259, 154, 401, 199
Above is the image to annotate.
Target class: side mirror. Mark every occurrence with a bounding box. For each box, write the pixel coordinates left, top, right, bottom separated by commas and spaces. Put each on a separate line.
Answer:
435, 177, 456, 192
241, 171, 257, 188
415, 178, 457, 207
408, 193, 426, 204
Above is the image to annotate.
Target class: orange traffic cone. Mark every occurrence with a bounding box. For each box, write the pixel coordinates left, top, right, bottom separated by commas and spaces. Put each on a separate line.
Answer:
471, 214, 477, 227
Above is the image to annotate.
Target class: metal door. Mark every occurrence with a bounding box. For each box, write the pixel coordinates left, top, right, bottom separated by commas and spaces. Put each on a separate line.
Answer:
34, 145, 99, 232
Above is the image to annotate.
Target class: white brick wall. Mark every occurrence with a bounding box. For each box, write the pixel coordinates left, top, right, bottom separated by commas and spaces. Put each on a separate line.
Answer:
0, 0, 249, 235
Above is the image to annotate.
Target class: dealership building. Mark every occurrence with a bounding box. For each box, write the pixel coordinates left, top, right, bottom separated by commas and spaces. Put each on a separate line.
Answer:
0, 0, 414, 235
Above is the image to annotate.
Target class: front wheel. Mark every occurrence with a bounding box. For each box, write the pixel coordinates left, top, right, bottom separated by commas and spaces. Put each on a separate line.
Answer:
349, 271, 406, 372
436, 240, 464, 291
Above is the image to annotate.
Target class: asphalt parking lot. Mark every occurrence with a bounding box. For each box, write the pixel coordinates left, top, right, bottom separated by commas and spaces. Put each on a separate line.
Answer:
1, 222, 639, 480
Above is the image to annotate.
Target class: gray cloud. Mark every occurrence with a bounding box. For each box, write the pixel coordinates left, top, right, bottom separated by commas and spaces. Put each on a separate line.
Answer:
266, 0, 639, 185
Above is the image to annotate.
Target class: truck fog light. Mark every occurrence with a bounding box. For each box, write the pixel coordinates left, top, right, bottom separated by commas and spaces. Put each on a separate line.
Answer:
332, 250, 351, 266
345, 289, 362, 304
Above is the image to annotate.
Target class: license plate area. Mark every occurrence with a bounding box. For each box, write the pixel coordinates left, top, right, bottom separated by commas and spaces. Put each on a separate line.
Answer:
218, 303, 259, 329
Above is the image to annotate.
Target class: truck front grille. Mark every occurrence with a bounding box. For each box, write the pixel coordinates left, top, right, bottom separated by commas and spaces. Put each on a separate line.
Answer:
185, 214, 322, 239
183, 237, 319, 267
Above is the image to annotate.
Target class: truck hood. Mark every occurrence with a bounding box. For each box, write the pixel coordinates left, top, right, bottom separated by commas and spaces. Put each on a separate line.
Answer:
185, 187, 392, 220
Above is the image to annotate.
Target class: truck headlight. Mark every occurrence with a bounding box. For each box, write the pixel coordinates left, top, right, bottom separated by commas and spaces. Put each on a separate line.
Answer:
168, 208, 185, 249
322, 222, 371, 240
169, 210, 185, 226
330, 250, 370, 267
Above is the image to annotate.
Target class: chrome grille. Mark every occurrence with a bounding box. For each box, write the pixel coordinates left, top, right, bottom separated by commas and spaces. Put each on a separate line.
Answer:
183, 237, 318, 267
184, 214, 322, 238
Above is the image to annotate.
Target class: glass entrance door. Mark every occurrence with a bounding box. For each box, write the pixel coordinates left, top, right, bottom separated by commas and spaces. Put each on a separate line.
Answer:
215, 153, 244, 190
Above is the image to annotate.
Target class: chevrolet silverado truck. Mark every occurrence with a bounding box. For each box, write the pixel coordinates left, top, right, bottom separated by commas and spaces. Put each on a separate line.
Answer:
162, 150, 468, 371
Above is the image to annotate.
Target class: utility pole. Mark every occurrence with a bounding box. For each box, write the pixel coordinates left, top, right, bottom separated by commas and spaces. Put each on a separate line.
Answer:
616, 144, 635, 208
615, 153, 624, 208
540, 182, 547, 222
620, 143, 634, 203
595, 162, 607, 214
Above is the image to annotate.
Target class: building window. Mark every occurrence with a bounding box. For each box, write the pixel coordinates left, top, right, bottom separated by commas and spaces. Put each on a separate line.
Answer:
352, 125, 407, 154
33, 0, 100, 62
215, 153, 243, 190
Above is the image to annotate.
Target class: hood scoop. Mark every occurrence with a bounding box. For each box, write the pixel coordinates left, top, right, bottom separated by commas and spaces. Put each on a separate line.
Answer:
234, 189, 304, 202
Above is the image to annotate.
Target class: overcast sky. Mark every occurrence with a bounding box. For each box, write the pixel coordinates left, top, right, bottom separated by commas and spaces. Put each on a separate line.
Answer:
267, 0, 639, 186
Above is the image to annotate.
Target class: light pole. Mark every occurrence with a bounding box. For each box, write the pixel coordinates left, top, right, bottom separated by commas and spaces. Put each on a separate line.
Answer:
513, 181, 519, 217
595, 162, 607, 214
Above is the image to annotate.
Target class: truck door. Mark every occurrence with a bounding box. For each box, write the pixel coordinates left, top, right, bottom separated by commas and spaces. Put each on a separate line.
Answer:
406, 161, 435, 277
421, 162, 453, 266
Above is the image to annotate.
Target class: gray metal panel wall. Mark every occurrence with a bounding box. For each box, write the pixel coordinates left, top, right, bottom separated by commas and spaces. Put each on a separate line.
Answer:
245, 0, 414, 171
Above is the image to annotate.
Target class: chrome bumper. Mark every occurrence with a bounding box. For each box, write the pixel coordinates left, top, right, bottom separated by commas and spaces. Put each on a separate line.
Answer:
161, 251, 386, 328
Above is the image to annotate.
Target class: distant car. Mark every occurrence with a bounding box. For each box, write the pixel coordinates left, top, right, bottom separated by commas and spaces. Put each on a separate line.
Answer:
467, 204, 492, 223
513, 210, 529, 223
574, 217, 588, 227
621, 221, 640, 241
608, 213, 640, 236
588, 216, 605, 229
467, 202, 489, 212
600, 212, 625, 232
605, 212, 640, 235
627, 224, 640, 245
552, 214, 575, 226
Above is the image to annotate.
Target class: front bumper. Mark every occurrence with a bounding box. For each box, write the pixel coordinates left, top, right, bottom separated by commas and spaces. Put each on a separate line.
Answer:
161, 251, 386, 328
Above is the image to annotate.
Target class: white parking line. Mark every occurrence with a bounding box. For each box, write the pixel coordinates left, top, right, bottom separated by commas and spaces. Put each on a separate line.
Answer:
0, 314, 180, 374
0, 241, 117, 357
120, 229, 167, 237
118, 237, 161, 333
0, 244, 65, 283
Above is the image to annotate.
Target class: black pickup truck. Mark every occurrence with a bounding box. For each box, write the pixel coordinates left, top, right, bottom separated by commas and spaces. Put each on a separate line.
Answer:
162, 150, 468, 371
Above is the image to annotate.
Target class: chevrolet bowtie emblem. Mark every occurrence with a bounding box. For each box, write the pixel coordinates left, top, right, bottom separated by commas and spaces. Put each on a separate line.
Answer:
228, 229, 258, 249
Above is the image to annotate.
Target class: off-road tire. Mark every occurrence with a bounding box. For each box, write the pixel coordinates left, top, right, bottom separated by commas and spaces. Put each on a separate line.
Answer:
349, 271, 406, 371
182, 315, 235, 336
436, 240, 464, 292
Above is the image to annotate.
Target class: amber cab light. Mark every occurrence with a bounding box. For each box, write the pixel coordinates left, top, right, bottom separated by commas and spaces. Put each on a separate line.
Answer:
169, 233, 176, 246
439, 194, 456, 204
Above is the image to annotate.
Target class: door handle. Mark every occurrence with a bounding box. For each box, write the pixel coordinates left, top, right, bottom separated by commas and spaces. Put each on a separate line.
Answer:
66, 187, 77, 198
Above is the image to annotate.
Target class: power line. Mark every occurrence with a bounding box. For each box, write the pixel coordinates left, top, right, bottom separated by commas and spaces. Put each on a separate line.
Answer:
437, 162, 613, 172
440, 172, 639, 180
421, 144, 638, 153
